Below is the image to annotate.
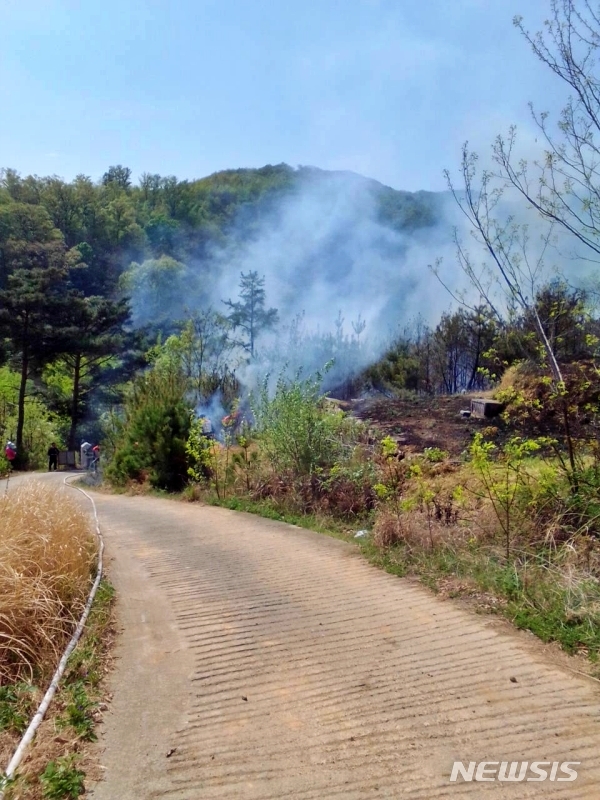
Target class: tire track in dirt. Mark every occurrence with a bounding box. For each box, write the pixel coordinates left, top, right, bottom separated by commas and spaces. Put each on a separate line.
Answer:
88, 493, 600, 799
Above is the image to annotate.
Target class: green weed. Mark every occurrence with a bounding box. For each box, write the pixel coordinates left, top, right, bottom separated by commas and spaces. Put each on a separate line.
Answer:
57, 682, 97, 741
0, 683, 36, 735
40, 757, 85, 799
423, 447, 449, 463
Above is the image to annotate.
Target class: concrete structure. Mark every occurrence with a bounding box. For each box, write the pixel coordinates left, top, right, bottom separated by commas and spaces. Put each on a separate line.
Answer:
470, 398, 505, 419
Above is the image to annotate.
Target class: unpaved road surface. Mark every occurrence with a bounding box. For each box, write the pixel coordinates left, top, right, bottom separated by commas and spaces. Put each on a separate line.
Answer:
77, 491, 600, 799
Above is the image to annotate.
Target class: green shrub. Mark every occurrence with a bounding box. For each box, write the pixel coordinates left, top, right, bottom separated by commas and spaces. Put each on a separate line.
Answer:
469, 433, 541, 560
423, 446, 449, 463
105, 360, 191, 491
251, 368, 364, 478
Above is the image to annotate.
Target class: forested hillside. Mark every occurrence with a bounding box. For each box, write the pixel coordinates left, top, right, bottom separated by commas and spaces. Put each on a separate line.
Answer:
2, 158, 599, 480
0, 163, 442, 467
0, 163, 439, 298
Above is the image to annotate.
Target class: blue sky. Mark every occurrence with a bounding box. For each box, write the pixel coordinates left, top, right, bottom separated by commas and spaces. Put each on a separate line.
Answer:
0, 0, 560, 191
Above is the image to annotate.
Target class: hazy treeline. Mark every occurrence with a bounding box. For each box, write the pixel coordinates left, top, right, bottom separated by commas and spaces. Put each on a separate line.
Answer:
0, 163, 439, 301
366, 283, 600, 396
0, 163, 442, 465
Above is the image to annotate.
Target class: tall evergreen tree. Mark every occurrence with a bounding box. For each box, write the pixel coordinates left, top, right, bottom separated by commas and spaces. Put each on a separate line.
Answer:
61, 296, 130, 449
0, 243, 84, 464
223, 271, 278, 357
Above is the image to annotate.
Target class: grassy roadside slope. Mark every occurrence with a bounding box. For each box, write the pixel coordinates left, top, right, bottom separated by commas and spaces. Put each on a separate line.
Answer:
0, 483, 114, 799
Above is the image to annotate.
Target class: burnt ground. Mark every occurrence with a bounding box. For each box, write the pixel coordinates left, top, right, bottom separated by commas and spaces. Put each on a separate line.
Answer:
349, 393, 495, 457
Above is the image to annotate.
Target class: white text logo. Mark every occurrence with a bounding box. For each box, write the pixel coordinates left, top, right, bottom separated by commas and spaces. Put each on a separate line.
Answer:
450, 761, 580, 782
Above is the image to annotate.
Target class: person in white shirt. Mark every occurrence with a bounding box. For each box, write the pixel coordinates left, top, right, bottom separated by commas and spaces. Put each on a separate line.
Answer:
80, 441, 92, 469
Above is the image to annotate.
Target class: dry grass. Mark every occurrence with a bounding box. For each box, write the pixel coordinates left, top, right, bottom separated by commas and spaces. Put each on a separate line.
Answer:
0, 482, 96, 684
372, 507, 470, 552
1, 579, 116, 800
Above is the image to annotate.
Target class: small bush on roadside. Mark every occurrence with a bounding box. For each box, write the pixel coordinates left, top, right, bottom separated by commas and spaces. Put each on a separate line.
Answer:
251, 368, 367, 478
317, 461, 376, 518
372, 509, 407, 549
423, 447, 449, 463
469, 433, 542, 560
105, 359, 191, 491
231, 427, 260, 492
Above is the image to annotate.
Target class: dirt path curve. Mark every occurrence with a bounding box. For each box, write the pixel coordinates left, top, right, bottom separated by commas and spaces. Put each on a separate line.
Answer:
66, 491, 599, 799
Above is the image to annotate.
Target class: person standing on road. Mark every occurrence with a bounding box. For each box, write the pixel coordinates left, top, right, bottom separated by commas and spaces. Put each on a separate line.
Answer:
80, 441, 92, 470
48, 442, 59, 471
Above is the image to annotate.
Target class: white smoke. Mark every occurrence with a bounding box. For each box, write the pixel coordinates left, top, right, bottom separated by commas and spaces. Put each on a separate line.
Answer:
129, 163, 597, 393
187, 167, 472, 394
208, 169, 461, 334
194, 393, 227, 437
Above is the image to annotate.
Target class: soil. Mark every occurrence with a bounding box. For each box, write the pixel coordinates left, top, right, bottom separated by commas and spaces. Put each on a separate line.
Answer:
350, 393, 493, 457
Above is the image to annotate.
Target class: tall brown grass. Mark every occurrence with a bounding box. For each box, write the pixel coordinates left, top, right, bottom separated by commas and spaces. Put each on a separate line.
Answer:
0, 482, 96, 683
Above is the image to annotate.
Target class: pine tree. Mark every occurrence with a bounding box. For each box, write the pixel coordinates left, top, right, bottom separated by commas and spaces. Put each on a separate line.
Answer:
0, 243, 84, 465
223, 271, 278, 358
61, 296, 130, 449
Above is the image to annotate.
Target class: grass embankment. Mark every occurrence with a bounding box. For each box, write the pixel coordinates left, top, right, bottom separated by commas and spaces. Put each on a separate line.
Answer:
212, 492, 600, 662
366, 477, 600, 661
0, 483, 113, 800
210, 495, 350, 540
189, 436, 600, 665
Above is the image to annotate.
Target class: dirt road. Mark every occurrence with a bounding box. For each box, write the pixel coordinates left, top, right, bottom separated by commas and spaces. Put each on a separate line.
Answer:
65, 489, 597, 799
